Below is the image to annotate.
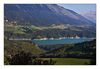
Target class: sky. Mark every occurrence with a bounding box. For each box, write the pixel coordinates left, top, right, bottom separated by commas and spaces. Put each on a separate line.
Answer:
58, 4, 96, 14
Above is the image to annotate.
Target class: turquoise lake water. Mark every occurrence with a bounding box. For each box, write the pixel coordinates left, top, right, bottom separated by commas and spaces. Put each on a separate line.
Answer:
32, 38, 93, 45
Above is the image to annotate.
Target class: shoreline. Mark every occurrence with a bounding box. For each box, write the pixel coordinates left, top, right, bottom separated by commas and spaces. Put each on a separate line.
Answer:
33, 37, 95, 41
8, 37, 95, 41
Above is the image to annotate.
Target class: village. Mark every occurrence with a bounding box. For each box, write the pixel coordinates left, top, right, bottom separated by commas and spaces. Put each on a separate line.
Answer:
33, 35, 80, 40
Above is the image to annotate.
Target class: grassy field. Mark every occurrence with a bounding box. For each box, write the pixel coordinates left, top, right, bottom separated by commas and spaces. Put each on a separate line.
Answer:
40, 58, 91, 65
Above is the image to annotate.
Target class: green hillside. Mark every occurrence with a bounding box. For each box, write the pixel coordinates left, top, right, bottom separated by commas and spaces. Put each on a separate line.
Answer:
41, 39, 96, 58
4, 39, 44, 55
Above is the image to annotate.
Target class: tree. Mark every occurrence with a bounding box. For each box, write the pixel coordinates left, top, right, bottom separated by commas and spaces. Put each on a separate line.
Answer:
10, 51, 34, 65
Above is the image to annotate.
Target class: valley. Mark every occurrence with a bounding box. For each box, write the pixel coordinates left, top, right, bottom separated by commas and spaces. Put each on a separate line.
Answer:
4, 4, 96, 65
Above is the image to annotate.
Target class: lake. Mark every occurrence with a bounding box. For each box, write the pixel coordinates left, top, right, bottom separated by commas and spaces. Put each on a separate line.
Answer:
32, 38, 94, 45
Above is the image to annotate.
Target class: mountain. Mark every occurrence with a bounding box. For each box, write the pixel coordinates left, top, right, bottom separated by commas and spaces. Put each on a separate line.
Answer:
81, 11, 96, 23
4, 4, 95, 26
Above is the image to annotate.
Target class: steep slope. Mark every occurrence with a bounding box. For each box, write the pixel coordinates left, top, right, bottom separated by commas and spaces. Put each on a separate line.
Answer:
81, 11, 96, 23
4, 4, 95, 26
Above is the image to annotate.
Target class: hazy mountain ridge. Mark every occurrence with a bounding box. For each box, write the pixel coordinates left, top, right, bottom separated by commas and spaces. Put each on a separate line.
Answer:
81, 11, 96, 23
4, 4, 95, 26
